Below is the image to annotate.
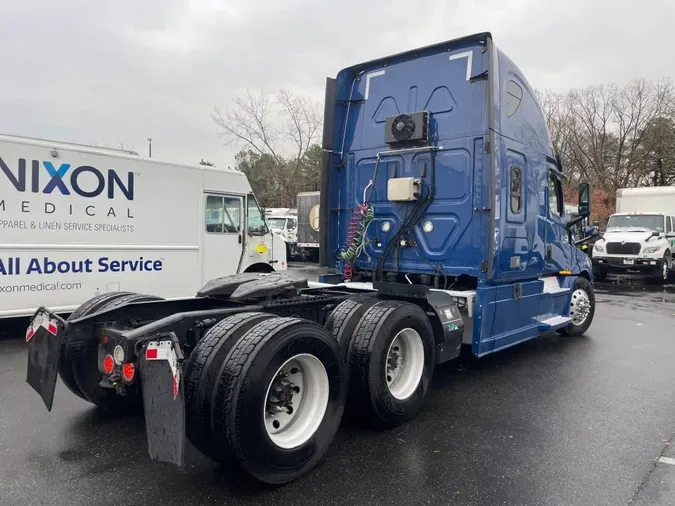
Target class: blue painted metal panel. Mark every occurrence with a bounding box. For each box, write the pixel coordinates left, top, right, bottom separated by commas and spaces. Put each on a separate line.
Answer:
329, 37, 491, 278
473, 280, 544, 356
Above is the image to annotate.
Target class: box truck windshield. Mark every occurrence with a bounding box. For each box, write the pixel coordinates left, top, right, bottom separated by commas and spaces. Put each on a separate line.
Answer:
607, 214, 664, 232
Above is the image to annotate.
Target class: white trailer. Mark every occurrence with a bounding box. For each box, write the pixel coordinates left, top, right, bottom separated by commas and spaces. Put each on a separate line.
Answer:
615, 186, 675, 214
0, 134, 286, 318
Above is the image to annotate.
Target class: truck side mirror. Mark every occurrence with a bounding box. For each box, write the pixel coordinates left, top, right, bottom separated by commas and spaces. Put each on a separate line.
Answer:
578, 183, 591, 218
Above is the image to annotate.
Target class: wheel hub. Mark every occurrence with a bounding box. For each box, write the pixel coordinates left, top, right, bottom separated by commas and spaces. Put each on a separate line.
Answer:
267, 373, 299, 414
570, 288, 591, 325
384, 328, 425, 401
263, 354, 330, 449
386, 346, 402, 382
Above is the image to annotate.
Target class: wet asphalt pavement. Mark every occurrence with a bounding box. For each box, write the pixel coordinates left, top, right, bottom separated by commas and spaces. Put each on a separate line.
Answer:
2, 270, 675, 506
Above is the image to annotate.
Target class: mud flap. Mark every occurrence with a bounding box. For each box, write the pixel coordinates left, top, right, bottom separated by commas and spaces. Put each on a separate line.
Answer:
139, 338, 186, 468
26, 308, 66, 412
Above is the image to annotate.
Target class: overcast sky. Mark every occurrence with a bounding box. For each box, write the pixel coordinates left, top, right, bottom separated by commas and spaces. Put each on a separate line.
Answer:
1, 0, 673, 168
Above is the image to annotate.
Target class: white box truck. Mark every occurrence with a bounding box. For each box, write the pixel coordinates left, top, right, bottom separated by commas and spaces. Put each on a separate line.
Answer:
264, 208, 302, 259
592, 186, 675, 282
0, 134, 287, 318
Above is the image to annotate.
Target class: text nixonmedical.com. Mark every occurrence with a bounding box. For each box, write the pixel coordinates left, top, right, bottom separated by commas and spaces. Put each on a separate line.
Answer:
0, 256, 163, 276
0, 281, 82, 294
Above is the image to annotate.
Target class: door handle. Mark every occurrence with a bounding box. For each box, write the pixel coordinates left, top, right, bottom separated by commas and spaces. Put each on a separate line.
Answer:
546, 245, 552, 262
238, 234, 242, 244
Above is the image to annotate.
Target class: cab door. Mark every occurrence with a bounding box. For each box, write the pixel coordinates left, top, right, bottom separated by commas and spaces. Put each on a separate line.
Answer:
202, 193, 245, 283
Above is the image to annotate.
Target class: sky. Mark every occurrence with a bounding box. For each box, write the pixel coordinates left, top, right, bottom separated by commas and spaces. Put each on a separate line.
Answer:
0, 0, 673, 168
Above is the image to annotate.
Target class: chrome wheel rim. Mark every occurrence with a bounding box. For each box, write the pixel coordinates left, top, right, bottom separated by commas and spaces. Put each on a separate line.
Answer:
570, 288, 591, 326
385, 328, 425, 400
263, 353, 329, 449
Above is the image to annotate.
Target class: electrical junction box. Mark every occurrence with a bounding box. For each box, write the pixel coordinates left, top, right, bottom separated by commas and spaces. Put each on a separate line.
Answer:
387, 177, 419, 202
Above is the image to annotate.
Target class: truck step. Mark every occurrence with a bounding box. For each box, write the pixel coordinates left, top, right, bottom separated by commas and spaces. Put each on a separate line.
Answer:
536, 315, 572, 331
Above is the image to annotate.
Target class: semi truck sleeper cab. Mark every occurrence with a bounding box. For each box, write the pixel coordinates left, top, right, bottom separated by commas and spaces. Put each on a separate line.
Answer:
24, 32, 597, 487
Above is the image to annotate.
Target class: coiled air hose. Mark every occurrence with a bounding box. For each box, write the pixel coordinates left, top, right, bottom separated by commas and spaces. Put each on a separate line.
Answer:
339, 202, 375, 278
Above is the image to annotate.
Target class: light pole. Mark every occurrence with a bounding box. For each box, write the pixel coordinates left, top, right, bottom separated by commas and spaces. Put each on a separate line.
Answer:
148, 138, 152, 158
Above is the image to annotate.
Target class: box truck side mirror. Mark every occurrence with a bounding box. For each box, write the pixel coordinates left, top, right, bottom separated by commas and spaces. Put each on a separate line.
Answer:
578, 183, 591, 218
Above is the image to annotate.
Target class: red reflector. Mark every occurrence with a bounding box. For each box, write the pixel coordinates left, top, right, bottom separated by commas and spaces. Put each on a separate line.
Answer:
47, 323, 58, 336
102, 335, 109, 344
146, 348, 158, 360
122, 363, 135, 382
26, 328, 35, 343
103, 354, 114, 374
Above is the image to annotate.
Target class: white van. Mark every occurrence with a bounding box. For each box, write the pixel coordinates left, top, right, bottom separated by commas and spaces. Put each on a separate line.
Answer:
0, 134, 287, 318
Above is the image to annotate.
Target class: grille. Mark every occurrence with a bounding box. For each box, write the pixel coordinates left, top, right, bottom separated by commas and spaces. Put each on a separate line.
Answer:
606, 242, 641, 255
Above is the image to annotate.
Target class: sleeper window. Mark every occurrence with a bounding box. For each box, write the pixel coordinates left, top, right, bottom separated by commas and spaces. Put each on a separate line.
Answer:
510, 166, 523, 213
506, 80, 523, 117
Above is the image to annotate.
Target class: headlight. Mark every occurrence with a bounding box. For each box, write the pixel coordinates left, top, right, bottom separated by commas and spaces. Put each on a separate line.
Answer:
594, 243, 605, 253
643, 246, 661, 254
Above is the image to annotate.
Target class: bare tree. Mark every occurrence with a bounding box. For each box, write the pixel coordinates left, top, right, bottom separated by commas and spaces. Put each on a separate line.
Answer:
212, 88, 323, 206
538, 78, 675, 203
277, 89, 323, 172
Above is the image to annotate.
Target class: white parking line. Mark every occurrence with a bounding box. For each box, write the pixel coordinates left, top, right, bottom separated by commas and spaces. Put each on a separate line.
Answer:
657, 456, 675, 466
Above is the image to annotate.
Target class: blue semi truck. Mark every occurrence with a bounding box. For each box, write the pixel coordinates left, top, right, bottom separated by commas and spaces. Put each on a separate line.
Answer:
25, 32, 597, 486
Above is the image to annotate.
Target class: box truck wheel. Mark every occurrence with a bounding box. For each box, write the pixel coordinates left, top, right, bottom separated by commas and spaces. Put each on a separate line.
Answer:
346, 300, 435, 429
659, 252, 671, 283
593, 266, 608, 282
184, 311, 275, 463
558, 277, 595, 337
69, 293, 163, 412
59, 291, 133, 400
324, 294, 380, 359
210, 317, 346, 485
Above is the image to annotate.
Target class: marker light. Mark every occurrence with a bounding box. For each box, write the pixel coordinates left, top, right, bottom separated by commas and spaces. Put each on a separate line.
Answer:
423, 221, 434, 233
113, 345, 125, 365
381, 221, 391, 232
122, 363, 135, 382
103, 355, 114, 375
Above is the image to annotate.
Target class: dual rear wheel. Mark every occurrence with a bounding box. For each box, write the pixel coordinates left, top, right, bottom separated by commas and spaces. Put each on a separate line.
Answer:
184, 297, 436, 485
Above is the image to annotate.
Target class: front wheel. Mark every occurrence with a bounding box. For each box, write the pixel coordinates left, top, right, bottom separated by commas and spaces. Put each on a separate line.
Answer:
558, 277, 595, 337
658, 253, 671, 283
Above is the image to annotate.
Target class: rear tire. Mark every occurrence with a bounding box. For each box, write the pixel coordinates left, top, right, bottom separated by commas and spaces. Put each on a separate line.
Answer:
558, 277, 595, 337
59, 292, 133, 400
211, 317, 346, 485
346, 300, 435, 429
69, 293, 163, 412
184, 311, 275, 463
324, 294, 379, 359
